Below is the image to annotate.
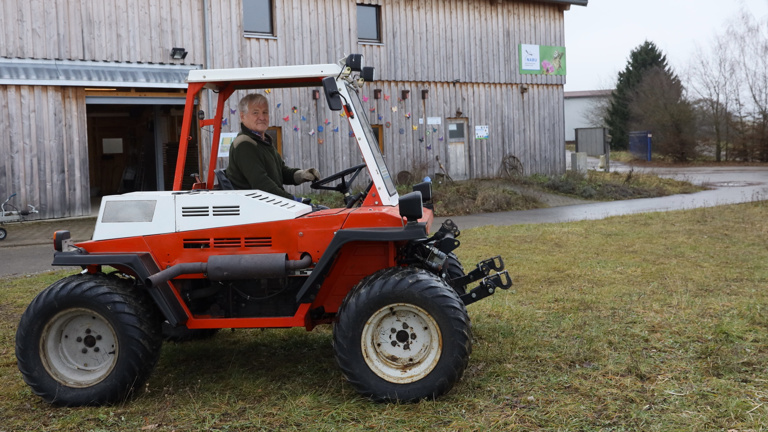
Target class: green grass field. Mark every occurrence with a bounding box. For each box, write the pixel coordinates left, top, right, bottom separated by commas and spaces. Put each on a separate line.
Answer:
1, 202, 766, 431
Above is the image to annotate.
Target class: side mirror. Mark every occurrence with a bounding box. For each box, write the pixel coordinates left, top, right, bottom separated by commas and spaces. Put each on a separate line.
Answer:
361, 66, 375, 82
322, 77, 343, 111
399, 191, 423, 223
345, 54, 364, 72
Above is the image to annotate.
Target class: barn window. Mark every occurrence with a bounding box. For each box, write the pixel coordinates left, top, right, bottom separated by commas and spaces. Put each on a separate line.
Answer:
357, 4, 381, 43
243, 0, 274, 37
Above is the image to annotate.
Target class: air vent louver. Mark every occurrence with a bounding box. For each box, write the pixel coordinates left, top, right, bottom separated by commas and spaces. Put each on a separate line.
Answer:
182, 206, 209, 217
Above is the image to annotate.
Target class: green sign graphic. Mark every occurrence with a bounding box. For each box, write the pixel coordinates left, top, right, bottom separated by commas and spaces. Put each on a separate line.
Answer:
519, 44, 566, 76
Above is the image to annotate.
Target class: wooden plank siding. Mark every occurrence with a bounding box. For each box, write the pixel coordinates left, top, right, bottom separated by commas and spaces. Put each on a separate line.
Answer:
0, 86, 88, 218
0, 0, 205, 65
0, 0, 570, 218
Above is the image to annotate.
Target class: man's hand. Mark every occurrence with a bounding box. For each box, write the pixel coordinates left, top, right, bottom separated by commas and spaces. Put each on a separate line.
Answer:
294, 168, 321, 183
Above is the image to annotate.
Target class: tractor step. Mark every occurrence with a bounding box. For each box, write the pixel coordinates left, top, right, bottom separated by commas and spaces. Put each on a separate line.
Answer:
460, 270, 513, 306
449, 255, 505, 288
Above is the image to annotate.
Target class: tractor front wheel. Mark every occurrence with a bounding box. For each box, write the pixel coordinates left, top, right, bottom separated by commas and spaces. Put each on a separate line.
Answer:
333, 267, 472, 402
15, 274, 162, 406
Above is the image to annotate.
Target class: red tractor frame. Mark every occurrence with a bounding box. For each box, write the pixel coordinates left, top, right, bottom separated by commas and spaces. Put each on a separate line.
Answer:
15, 55, 511, 406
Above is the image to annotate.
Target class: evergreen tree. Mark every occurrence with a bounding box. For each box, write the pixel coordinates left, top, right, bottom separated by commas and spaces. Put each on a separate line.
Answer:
605, 41, 677, 150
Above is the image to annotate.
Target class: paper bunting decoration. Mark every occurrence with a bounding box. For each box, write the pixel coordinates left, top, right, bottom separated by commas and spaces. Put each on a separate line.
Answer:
385, 121, 391, 128
301, 116, 307, 121
391, 106, 398, 112
426, 130, 431, 135
362, 96, 369, 102
405, 112, 411, 119
276, 103, 282, 108
293, 126, 299, 132
324, 119, 330, 125
419, 137, 424, 143
439, 136, 444, 141
378, 114, 383, 121
317, 126, 324, 133
222, 118, 228, 126
370, 107, 376, 113
349, 131, 355, 137
265, 89, 272, 94
230, 108, 237, 114
432, 127, 438, 133
412, 125, 418, 131
399, 128, 405, 135
318, 138, 324, 144
283, 115, 290, 122
308, 129, 315, 136
292, 106, 298, 113
427, 144, 432, 150
340, 111, 346, 117
333, 127, 339, 133
383, 94, 390, 101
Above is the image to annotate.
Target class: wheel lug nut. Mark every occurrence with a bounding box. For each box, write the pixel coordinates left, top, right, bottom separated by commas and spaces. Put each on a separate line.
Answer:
81, 348, 88, 354
76, 337, 82, 342
96, 335, 102, 340
94, 347, 100, 353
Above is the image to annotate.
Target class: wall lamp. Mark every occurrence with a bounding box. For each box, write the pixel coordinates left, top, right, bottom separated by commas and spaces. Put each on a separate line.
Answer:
170, 47, 188, 60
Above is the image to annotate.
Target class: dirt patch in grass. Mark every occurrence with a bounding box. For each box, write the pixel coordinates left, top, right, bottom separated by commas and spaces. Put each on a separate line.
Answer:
526, 170, 706, 201
306, 170, 704, 217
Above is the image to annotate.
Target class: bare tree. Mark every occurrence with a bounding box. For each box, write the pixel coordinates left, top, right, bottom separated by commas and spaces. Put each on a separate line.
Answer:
688, 37, 736, 161
728, 10, 768, 161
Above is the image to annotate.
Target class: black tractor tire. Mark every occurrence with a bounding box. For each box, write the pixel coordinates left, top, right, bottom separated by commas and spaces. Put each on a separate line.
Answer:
15, 273, 163, 406
162, 321, 219, 343
333, 266, 472, 402
443, 252, 466, 295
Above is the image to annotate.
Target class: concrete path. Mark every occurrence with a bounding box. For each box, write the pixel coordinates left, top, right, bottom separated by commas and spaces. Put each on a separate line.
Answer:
437, 165, 768, 229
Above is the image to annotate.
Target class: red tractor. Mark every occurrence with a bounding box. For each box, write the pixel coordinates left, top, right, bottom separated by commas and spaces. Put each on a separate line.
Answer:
15, 55, 511, 406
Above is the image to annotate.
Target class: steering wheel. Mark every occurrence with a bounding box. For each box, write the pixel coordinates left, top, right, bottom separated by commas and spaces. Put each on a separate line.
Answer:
310, 163, 367, 194
310, 163, 370, 208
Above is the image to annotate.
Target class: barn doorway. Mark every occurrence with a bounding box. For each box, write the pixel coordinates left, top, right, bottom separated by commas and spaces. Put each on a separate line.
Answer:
86, 101, 197, 201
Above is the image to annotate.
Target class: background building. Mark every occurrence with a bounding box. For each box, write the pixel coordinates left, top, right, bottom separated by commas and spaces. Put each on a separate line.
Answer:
564, 89, 611, 142
0, 0, 586, 219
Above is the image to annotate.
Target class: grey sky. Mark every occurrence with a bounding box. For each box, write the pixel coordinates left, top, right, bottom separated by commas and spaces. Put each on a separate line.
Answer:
563, 0, 768, 91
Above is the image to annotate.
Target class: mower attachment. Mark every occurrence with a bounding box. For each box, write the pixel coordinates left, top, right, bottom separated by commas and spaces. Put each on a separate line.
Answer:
447, 256, 512, 306
450, 256, 505, 288
460, 270, 513, 306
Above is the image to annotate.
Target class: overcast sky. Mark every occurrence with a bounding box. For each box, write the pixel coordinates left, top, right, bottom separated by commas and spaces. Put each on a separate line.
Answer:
563, 0, 768, 92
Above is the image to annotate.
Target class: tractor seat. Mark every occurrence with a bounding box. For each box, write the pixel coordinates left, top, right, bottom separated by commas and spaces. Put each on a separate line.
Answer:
214, 169, 235, 190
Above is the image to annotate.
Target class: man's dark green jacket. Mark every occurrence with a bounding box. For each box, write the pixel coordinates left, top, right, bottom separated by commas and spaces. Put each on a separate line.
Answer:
225, 123, 300, 199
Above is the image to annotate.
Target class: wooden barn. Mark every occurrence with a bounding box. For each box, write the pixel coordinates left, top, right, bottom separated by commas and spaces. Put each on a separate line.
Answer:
0, 0, 587, 219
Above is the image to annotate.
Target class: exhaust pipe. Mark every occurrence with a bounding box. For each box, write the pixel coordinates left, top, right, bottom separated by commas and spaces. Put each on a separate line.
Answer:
145, 253, 313, 288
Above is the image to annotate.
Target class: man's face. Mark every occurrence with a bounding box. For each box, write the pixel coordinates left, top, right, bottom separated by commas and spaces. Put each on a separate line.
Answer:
240, 101, 269, 134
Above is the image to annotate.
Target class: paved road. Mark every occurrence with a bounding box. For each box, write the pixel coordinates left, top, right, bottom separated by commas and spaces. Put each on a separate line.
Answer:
438, 166, 768, 229
1, 165, 766, 278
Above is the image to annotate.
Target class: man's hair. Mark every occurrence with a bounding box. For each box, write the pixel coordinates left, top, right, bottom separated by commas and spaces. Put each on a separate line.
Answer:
239, 93, 268, 114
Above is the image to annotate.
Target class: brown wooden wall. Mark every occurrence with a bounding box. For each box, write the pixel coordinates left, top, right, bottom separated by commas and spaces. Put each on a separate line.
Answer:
0, 86, 89, 218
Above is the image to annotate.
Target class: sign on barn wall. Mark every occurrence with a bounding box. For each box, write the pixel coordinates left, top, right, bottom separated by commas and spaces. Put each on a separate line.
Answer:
519, 45, 567, 76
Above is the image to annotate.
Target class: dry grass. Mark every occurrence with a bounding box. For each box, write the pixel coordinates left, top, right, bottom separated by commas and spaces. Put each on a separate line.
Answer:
1, 202, 767, 430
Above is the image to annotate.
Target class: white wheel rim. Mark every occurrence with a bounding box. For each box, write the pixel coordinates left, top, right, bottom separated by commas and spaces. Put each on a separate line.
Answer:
40, 308, 118, 387
361, 303, 442, 384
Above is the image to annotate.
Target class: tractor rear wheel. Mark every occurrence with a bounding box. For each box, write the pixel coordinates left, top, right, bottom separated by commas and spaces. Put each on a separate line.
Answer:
15, 274, 162, 406
333, 267, 472, 402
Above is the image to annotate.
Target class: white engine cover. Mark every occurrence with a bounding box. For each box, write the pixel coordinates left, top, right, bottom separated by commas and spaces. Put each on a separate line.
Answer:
92, 190, 312, 241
